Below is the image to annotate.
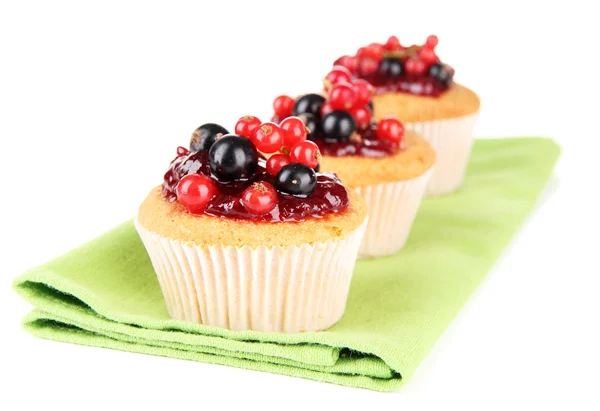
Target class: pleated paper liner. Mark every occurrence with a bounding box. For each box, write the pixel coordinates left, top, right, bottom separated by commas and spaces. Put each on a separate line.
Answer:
135, 218, 367, 333
405, 112, 478, 196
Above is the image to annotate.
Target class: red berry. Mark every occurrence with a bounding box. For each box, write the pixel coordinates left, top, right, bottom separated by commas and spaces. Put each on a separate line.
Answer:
425, 35, 439, 48
357, 46, 369, 57
353, 79, 374, 106
324, 66, 353, 91
320, 102, 335, 117
365, 42, 385, 61
418, 47, 439, 64
376, 117, 404, 143
335, 55, 359, 73
251, 122, 284, 153
235, 115, 261, 138
385, 36, 401, 51
272, 95, 295, 118
266, 154, 291, 176
359, 58, 379, 76
290, 140, 321, 168
241, 182, 278, 215
328, 82, 357, 110
177, 146, 190, 157
176, 174, 217, 214
279, 116, 307, 148
404, 56, 427, 75
350, 106, 372, 130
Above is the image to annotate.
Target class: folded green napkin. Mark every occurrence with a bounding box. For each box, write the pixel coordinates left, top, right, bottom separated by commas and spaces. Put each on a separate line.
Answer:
13, 138, 560, 391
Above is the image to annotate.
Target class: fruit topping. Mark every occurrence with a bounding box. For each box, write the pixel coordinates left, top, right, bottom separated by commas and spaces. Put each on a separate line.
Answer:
190, 123, 229, 152
333, 34, 454, 97
234, 115, 262, 138
208, 134, 258, 182
251, 122, 284, 154
376, 117, 405, 143
321, 110, 356, 142
275, 163, 317, 197
241, 182, 278, 215
162, 116, 347, 221
176, 174, 218, 214
272, 95, 295, 119
292, 94, 326, 117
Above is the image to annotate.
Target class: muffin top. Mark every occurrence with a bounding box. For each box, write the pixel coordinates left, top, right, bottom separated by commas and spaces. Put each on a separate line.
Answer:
373, 83, 480, 122
320, 130, 435, 186
138, 185, 367, 248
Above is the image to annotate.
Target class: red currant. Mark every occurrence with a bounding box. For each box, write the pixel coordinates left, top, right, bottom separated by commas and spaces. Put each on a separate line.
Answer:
350, 106, 372, 130
251, 122, 284, 153
376, 117, 404, 143
272, 95, 295, 119
290, 140, 321, 168
404, 56, 428, 75
353, 79, 374, 106
365, 42, 385, 61
418, 47, 439, 64
266, 154, 291, 176
241, 182, 278, 215
320, 102, 335, 117
425, 35, 439, 48
176, 174, 217, 214
335, 55, 359, 73
235, 115, 261, 138
385, 36, 401, 51
359, 58, 379, 76
279, 116, 307, 148
357, 46, 369, 57
177, 146, 190, 157
324, 66, 353, 91
328, 82, 357, 110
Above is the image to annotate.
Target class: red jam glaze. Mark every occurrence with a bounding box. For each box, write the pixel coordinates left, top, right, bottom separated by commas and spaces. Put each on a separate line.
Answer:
162, 149, 349, 222
361, 74, 448, 97
312, 124, 399, 158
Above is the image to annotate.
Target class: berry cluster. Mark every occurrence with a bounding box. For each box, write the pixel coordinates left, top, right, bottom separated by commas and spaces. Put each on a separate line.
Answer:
272, 66, 404, 146
174, 118, 322, 217
334, 35, 454, 89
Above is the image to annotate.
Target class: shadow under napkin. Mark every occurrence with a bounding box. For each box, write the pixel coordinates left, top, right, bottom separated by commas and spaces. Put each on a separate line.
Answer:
13, 137, 561, 391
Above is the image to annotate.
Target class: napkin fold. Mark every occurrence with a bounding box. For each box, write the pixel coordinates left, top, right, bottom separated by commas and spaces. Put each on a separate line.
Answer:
14, 138, 560, 391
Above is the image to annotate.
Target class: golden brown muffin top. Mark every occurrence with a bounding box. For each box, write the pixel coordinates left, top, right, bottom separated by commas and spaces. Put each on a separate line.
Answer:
137, 186, 367, 248
373, 83, 480, 122
319, 130, 435, 187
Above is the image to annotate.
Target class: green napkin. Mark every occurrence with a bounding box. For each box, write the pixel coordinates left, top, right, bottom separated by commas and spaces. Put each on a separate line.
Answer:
13, 138, 560, 391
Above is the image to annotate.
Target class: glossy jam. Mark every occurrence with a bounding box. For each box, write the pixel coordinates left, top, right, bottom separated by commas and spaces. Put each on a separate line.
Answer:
311, 124, 399, 157
361, 74, 449, 97
162, 149, 349, 222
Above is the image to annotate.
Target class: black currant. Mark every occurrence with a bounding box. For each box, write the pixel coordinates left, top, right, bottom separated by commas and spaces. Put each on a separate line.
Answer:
292, 94, 326, 117
208, 134, 258, 182
379, 58, 404, 78
298, 113, 321, 139
321, 110, 356, 142
275, 163, 317, 197
429, 63, 453, 87
190, 123, 229, 152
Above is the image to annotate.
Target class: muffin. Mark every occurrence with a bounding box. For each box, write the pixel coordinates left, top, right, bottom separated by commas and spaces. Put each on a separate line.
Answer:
333, 35, 480, 196
270, 68, 435, 258
136, 120, 367, 333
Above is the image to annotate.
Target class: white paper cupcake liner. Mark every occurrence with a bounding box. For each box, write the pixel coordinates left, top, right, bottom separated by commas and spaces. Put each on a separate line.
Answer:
405, 112, 479, 196
355, 168, 432, 258
134, 218, 367, 333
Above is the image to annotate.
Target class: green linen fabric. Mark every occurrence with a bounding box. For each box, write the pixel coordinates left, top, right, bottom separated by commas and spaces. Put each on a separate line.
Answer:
13, 138, 560, 391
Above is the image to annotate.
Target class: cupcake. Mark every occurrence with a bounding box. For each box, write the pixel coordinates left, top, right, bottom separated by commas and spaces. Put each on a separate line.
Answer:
270, 67, 435, 258
333, 35, 480, 196
136, 119, 367, 333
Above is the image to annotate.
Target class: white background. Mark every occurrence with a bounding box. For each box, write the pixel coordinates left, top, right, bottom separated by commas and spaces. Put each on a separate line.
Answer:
1, 1, 599, 409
